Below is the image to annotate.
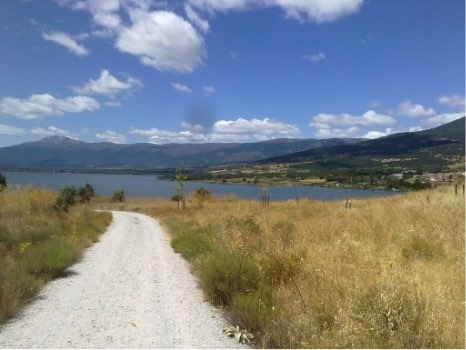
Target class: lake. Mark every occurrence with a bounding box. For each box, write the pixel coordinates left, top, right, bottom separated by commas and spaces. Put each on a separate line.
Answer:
3, 171, 401, 201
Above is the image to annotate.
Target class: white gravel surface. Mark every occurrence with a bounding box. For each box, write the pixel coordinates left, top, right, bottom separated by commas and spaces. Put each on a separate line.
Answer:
0, 211, 245, 349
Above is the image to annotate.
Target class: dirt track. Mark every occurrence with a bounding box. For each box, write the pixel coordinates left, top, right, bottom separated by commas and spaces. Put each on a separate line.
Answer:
0, 211, 244, 348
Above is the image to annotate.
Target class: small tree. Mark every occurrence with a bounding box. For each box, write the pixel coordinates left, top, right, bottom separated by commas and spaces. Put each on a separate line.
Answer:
111, 189, 125, 202
53, 185, 77, 232
171, 193, 184, 210
54, 186, 77, 213
0, 172, 6, 192
78, 183, 95, 203
175, 168, 188, 210
194, 187, 212, 208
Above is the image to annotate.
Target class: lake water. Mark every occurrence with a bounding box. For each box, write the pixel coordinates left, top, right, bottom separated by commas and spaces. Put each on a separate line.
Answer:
3, 171, 401, 201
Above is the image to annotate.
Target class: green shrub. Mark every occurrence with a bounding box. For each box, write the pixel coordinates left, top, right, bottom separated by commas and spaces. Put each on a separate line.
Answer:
231, 290, 272, 333
54, 186, 77, 212
0, 172, 6, 191
171, 226, 212, 260
111, 189, 125, 202
197, 249, 260, 306
19, 238, 81, 279
0, 258, 42, 323
78, 183, 95, 203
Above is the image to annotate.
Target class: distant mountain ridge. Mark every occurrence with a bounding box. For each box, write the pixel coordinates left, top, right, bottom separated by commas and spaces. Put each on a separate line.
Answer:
258, 117, 465, 172
0, 136, 358, 170
0, 118, 463, 172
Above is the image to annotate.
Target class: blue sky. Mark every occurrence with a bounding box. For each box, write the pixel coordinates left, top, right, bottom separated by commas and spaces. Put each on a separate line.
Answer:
0, 0, 464, 146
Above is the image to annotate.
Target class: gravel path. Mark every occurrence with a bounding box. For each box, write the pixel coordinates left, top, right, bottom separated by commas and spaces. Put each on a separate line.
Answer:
0, 211, 245, 348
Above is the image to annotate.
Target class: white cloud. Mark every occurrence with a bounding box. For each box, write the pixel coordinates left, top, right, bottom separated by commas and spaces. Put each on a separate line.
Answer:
116, 11, 205, 73
310, 110, 396, 139
310, 110, 396, 129
130, 127, 208, 144
181, 122, 205, 134
58, 0, 121, 28
202, 85, 216, 95
187, 0, 252, 13
42, 31, 90, 56
31, 125, 78, 138
314, 126, 360, 139
438, 94, 465, 111
397, 100, 436, 118
188, 0, 364, 23
268, 0, 364, 23
362, 130, 387, 139
131, 117, 300, 143
95, 130, 127, 144
171, 83, 192, 93
303, 52, 326, 62
73, 69, 142, 95
0, 124, 26, 135
0, 94, 99, 119
185, 4, 210, 33
210, 117, 300, 142
423, 113, 464, 127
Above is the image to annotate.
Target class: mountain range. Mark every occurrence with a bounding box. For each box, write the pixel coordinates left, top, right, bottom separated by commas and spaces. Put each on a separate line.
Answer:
0, 117, 463, 173
258, 117, 465, 172
0, 136, 357, 170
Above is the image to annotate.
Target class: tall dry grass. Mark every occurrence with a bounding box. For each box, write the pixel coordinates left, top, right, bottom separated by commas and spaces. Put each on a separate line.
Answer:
149, 186, 464, 348
0, 187, 111, 323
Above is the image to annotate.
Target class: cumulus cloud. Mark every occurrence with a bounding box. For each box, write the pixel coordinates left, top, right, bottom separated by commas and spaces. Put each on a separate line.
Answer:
310, 110, 396, 139
73, 70, 142, 95
185, 4, 210, 33
131, 117, 300, 143
95, 130, 127, 144
0, 124, 26, 135
397, 100, 436, 118
314, 126, 360, 139
310, 110, 396, 129
42, 31, 90, 56
116, 11, 205, 73
187, 0, 252, 13
303, 52, 326, 62
57, 0, 121, 28
269, 0, 364, 23
438, 94, 465, 111
130, 127, 208, 144
171, 83, 192, 93
0, 94, 99, 120
31, 125, 78, 138
423, 113, 464, 127
210, 117, 300, 142
188, 0, 364, 23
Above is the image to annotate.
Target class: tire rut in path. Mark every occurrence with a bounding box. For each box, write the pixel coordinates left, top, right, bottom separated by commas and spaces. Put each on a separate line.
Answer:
0, 211, 245, 349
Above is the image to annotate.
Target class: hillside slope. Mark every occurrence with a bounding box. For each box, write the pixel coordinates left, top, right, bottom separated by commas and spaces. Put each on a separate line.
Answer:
0, 136, 356, 170
258, 117, 465, 172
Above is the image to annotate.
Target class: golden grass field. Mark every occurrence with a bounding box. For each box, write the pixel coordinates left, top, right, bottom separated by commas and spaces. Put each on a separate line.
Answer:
0, 188, 111, 323
1, 185, 464, 348
106, 185, 465, 348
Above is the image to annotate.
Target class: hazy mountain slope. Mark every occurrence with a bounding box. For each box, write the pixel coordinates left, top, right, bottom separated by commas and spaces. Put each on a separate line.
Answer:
258, 117, 465, 171
0, 136, 357, 170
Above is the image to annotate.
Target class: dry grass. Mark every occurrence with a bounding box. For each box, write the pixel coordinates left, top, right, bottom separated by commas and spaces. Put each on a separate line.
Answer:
0, 188, 111, 323
114, 186, 463, 348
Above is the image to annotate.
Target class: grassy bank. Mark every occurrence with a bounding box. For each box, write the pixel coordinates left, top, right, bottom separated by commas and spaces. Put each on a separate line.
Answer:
0, 188, 111, 323
152, 187, 464, 348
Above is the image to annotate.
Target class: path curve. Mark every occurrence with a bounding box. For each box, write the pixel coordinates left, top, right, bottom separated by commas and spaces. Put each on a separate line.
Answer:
0, 211, 244, 348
